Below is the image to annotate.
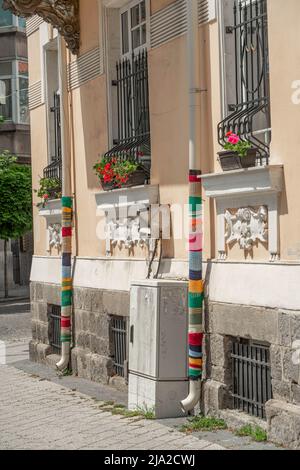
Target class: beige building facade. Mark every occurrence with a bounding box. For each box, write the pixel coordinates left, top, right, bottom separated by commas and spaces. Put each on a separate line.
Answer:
6, 0, 300, 448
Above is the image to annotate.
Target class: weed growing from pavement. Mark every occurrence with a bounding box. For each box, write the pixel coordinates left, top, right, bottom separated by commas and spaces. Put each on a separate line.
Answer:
235, 424, 267, 442
98, 402, 155, 420
180, 415, 227, 433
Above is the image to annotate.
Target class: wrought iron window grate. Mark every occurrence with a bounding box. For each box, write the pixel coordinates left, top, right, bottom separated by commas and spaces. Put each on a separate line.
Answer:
231, 339, 272, 419
105, 49, 151, 172
43, 92, 62, 198
48, 304, 61, 355
218, 0, 271, 165
111, 316, 127, 378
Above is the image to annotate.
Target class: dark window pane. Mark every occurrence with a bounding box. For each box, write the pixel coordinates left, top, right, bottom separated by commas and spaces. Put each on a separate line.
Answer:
131, 4, 139, 28
121, 11, 129, 55
19, 77, 29, 123
0, 62, 12, 75
141, 1, 146, 21
141, 24, 146, 45
131, 28, 140, 50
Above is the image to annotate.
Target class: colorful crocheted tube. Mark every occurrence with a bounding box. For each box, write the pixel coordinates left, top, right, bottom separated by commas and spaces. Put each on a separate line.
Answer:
188, 170, 203, 379
61, 197, 72, 344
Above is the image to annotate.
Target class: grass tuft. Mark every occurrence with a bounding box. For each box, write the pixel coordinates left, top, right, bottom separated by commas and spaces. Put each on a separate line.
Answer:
235, 424, 267, 442
180, 415, 227, 433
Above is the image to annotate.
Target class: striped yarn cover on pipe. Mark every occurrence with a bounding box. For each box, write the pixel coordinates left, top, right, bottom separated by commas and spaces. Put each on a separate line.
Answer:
61, 197, 72, 345
188, 170, 203, 379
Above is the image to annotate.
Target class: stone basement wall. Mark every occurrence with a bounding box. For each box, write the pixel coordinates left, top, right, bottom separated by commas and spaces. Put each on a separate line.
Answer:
30, 282, 129, 388
203, 301, 300, 449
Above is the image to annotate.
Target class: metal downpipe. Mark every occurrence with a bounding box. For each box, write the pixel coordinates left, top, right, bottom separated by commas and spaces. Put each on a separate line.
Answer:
181, 0, 203, 412
56, 36, 73, 371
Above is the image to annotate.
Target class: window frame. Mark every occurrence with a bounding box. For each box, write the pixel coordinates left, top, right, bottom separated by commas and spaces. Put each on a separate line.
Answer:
120, 0, 150, 58
0, 59, 29, 124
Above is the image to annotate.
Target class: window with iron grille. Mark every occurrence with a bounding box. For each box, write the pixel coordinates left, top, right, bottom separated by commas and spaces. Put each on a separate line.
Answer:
111, 316, 128, 378
105, 0, 151, 174
218, 0, 271, 164
43, 91, 62, 198
48, 304, 61, 354
231, 338, 272, 419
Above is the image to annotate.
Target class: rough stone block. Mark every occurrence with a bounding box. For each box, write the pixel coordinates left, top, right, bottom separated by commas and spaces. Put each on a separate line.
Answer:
38, 303, 48, 323
73, 288, 92, 311
29, 340, 51, 363
90, 290, 104, 314
209, 302, 279, 344
31, 302, 39, 321
290, 312, 300, 344
202, 379, 230, 415
44, 283, 60, 305
210, 365, 232, 385
278, 311, 291, 346
266, 399, 300, 449
271, 380, 291, 402
270, 345, 283, 381
75, 331, 91, 349
72, 347, 92, 380
209, 334, 232, 369
90, 353, 114, 384
102, 290, 129, 317
291, 384, 300, 405
282, 347, 300, 384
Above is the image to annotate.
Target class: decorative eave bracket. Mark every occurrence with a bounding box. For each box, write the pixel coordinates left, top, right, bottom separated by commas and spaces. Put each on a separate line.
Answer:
3, 0, 80, 55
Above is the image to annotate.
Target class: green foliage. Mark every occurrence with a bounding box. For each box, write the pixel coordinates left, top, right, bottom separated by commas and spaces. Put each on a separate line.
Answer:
0, 116, 4, 123
94, 156, 140, 188
35, 177, 62, 205
0, 150, 17, 170
98, 401, 155, 419
180, 415, 227, 433
0, 151, 32, 241
235, 424, 267, 442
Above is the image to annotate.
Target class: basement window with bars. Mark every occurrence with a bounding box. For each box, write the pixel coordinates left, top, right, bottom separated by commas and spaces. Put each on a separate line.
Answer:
231, 338, 272, 419
218, 0, 271, 164
48, 304, 61, 354
110, 316, 128, 378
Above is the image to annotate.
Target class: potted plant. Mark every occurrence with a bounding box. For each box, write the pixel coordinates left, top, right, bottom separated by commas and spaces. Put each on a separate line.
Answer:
35, 177, 62, 207
218, 132, 257, 171
93, 155, 148, 191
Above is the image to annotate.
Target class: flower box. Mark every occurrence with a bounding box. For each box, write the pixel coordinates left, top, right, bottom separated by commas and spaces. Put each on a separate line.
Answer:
218, 148, 257, 171
100, 168, 147, 191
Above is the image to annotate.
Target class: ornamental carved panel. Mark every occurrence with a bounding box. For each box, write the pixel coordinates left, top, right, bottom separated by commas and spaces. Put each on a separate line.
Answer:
3, 0, 80, 55
224, 206, 268, 251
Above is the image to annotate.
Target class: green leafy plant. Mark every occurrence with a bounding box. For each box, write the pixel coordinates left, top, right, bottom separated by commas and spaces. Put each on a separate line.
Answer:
235, 424, 267, 442
223, 131, 252, 157
94, 155, 141, 189
35, 177, 62, 207
0, 116, 4, 123
0, 151, 32, 297
180, 415, 227, 433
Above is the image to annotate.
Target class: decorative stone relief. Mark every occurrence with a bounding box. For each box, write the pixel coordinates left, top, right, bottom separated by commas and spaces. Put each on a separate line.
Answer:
3, 0, 80, 55
224, 206, 268, 251
48, 223, 62, 253
105, 216, 151, 254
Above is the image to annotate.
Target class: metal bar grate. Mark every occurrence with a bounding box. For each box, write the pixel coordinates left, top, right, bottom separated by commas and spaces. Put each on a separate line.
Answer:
111, 316, 127, 378
231, 339, 272, 419
48, 304, 61, 354
105, 49, 151, 168
218, 0, 271, 164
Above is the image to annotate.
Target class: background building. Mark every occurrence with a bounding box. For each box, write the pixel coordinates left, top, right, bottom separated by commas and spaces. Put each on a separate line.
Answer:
0, 0, 32, 292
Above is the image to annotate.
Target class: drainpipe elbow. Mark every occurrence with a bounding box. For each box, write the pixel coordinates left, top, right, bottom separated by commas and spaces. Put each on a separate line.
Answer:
181, 380, 201, 413
56, 343, 70, 371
